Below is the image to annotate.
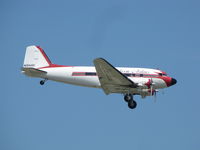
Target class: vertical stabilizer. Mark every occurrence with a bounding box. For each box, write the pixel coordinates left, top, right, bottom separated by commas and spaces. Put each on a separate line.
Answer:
23, 45, 52, 68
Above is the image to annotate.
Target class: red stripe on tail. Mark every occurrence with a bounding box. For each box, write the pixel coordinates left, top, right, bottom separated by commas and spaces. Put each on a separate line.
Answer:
36, 46, 52, 65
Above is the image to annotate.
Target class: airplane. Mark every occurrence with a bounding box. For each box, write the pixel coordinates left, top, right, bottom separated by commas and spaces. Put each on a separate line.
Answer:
21, 45, 177, 109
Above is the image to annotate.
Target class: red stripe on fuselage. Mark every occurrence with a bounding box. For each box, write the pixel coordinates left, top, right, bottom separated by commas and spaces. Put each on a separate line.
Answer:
38, 64, 72, 69
71, 71, 172, 86
72, 72, 161, 78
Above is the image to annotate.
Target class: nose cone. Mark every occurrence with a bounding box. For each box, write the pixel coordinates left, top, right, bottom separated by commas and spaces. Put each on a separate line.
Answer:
171, 78, 177, 86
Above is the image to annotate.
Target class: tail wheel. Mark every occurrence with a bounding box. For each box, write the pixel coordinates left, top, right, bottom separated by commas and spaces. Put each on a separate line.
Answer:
40, 79, 48, 85
128, 100, 137, 109
40, 80, 45, 85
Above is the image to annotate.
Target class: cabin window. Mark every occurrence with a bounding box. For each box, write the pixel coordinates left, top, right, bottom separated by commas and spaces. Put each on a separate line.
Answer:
72, 72, 85, 76
135, 74, 140, 77
124, 73, 131, 77
85, 72, 97, 76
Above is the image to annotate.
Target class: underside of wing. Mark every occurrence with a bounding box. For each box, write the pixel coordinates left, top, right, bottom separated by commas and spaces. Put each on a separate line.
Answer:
93, 58, 137, 94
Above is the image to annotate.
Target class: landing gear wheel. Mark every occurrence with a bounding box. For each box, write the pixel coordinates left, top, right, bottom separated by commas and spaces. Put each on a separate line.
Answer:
128, 100, 137, 109
40, 80, 45, 85
124, 94, 133, 102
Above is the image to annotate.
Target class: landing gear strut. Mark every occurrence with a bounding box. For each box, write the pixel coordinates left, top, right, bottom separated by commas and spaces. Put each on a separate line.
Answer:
40, 79, 47, 85
124, 94, 137, 109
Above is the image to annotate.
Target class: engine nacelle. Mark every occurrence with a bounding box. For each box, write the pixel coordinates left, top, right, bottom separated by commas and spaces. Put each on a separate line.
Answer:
137, 89, 157, 97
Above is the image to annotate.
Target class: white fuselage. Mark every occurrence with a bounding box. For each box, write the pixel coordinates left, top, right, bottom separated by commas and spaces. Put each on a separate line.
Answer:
23, 66, 169, 91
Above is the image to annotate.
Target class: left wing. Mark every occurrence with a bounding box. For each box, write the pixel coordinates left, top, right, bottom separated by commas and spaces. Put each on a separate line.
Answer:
93, 58, 137, 94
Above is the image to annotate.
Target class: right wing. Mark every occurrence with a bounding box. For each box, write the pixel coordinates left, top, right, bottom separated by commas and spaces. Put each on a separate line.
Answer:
93, 58, 138, 94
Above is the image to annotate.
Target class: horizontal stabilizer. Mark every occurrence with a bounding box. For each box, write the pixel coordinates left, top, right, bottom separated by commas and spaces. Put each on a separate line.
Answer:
21, 67, 47, 77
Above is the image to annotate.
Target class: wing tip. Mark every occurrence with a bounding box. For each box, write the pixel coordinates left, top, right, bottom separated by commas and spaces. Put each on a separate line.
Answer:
94, 57, 104, 61
93, 57, 108, 64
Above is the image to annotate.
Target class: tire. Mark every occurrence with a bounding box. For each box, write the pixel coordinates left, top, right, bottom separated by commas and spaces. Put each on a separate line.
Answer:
128, 100, 137, 109
40, 80, 45, 85
124, 94, 133, 102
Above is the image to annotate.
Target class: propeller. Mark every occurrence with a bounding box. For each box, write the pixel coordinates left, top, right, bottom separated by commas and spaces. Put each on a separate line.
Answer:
149, 78, 154, 96
153, 89, 159, 103
145, 78, 159, 102
149, 78, 159, 103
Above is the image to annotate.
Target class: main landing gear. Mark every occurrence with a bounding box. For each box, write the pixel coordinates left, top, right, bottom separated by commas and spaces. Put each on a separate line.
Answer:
124, 94, 137, 109
40, 79, 47, 85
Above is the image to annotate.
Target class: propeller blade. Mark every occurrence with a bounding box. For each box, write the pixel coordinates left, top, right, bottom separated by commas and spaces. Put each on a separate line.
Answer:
154, 90, 157, 103
150, 85, 153, 96
150, 78, 153, 96
162, 89, 165, 95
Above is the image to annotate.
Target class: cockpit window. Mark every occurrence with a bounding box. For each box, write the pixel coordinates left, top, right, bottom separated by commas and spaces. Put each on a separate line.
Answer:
159, 73, 167, 76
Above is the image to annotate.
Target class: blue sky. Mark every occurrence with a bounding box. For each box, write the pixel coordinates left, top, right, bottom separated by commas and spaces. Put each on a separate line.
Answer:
1, 0, 200, 149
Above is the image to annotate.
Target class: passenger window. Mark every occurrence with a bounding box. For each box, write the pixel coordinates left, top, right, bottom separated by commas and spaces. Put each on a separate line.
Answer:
124, 73, 131, 77
85, 72, 96, 76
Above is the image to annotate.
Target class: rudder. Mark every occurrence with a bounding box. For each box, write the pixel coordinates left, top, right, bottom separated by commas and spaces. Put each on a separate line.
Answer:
23, 45, 52, 68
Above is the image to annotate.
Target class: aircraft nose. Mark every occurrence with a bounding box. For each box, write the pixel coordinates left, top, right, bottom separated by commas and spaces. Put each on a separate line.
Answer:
171, 78, 177, 86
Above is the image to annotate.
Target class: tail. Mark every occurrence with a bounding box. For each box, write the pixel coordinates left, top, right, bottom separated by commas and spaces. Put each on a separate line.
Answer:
23, 45, 52, 69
